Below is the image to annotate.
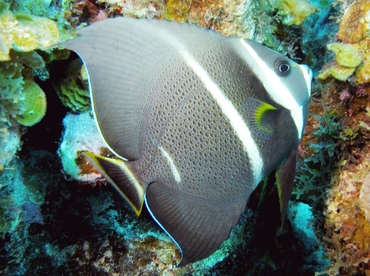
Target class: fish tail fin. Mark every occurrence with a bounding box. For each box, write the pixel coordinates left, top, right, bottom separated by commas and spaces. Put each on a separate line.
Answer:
276, 150, 297, 227
83, 151, 145, 216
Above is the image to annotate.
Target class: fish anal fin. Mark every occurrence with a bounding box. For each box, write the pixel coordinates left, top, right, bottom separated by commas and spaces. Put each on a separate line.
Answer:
145, 182, 244, 266
276, 150, 297, 224
83, 152, 144, 216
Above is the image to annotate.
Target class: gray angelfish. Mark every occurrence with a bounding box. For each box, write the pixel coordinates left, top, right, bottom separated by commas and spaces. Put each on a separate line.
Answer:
63, 17, 312, 265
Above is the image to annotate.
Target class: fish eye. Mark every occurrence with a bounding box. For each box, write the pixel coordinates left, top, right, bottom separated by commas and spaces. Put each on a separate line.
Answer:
275, 60, 291, 76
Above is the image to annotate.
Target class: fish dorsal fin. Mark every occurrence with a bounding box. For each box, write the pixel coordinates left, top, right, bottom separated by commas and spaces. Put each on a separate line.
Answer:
276, 150, 297, 224
145, 182, 244, 266
63, 18, 175, 160
83, 152, 145, 215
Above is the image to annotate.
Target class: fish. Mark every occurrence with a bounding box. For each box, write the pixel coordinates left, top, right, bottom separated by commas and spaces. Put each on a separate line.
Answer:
63, 17, 312, 265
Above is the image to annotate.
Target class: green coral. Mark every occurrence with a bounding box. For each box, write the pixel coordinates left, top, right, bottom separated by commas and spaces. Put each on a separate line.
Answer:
12, 80, 47, 127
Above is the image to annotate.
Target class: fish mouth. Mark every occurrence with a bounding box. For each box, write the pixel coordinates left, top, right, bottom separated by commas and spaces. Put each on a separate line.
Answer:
299, 64, 313, 97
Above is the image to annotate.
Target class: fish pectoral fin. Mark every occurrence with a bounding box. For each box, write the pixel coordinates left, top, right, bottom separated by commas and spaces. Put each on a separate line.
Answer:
83, 152, 145, 216
276, 150, 297, 224
145, 182, 244, 266
249, 98, 278, 136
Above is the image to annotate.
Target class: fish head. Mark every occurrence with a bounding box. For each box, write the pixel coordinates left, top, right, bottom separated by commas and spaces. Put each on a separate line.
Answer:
235, 39, 312, 139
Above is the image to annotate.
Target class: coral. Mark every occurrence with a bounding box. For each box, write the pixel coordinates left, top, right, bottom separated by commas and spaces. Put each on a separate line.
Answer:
53, 58, 91, 113
359, 171, 370, 222
294, 110, 341, 205
322, 153, 370, 275
97, 0, 255, 37
0, 2, 74, 170
163, 0, 191, 23
2, 0, 363, 274
279, 0, 317, 25
0, 53, 49, 169
327, 43, 363, 68
58, 112, 106, 182
318, 0, 370, 84
0, 11, 60, 61
337, 0, 370, 44
310, 67, 370, 274
259, 0, 317, 26
12, 80, 47, 127
288, 202, 330, 271
318, 59, 357, 82
66, 0, 108, 27
1, 148, 248, 275
318, 39, 370, 83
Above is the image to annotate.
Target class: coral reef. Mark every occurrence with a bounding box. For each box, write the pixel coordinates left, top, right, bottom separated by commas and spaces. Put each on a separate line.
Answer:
322, 153, 370, 275
359, 171, 370, 221
300, 24, 370, 274
317, 82, 370, 275
318, 0, 370, 84
0, 0, 75, 170
92, 0, 316, 46
1, 148, 249, 275
295, 58, 370, 274
282, 0, 370, 274
7, 0, 370, 274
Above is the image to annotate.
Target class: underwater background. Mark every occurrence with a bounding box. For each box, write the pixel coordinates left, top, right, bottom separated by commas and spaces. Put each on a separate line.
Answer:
1, 0, 370, 275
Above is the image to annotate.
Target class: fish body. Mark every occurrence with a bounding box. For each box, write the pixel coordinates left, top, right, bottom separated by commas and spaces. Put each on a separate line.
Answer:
63, 17, 312, 265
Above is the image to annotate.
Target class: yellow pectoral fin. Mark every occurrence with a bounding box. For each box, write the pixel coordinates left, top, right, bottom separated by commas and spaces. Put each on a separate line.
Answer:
83, 152, 145, 216
254, 100, 278, 135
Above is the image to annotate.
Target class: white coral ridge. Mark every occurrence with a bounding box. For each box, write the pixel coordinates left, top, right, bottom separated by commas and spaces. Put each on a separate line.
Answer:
59, 112, 105, 181
360, 171, 370, 222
